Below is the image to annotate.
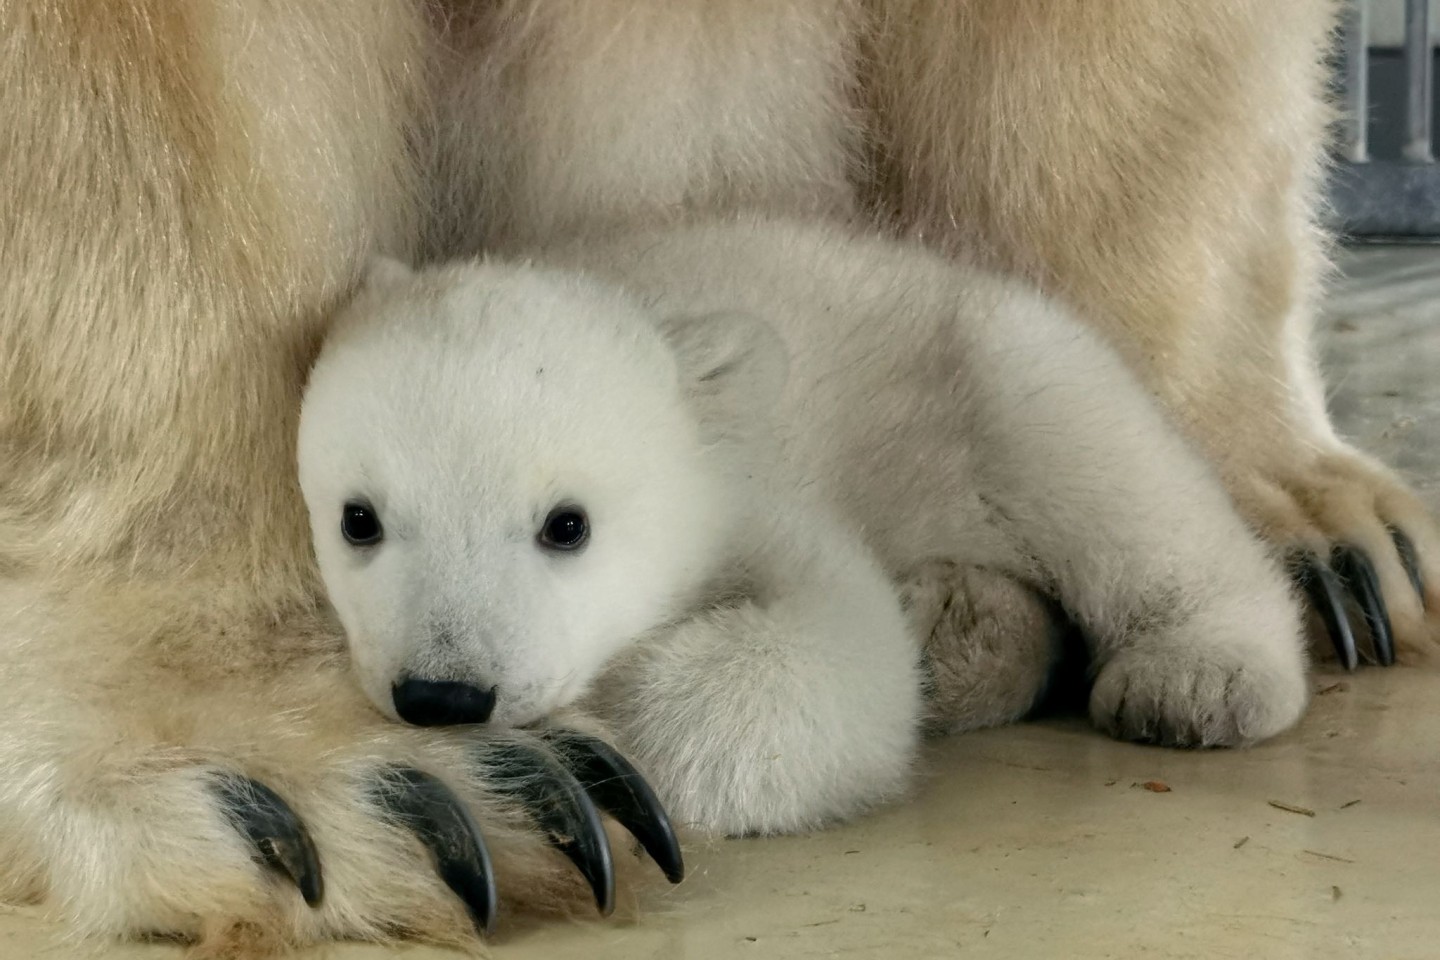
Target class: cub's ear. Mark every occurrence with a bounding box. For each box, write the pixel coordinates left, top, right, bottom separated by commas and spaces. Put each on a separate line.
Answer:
658, 311, 789, 437
361, 254, 415, 291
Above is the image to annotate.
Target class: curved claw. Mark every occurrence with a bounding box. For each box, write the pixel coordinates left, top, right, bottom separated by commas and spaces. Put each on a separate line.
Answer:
1390, 527, 1426, 603
548, 732, 685, 886
1332, 546, 1396, 667
1294, 553, 1359, 671
489, 741, 615, 916
372, 767, 497, 937
213, 774, 324, 907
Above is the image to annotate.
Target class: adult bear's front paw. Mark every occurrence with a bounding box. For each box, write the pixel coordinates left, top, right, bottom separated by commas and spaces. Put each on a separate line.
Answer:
211, 730, 682, 937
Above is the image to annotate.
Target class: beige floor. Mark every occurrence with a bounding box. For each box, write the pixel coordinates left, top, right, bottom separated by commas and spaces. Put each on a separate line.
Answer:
6, 245, 1440, 959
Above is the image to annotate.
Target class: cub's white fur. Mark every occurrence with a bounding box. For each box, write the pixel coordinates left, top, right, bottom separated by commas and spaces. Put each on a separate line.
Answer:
301, 265, 735, 728
300, 217, 1310, 836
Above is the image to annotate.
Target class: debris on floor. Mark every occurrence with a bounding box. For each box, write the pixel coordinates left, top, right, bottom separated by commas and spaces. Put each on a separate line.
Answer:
1303, 850, 1356, 864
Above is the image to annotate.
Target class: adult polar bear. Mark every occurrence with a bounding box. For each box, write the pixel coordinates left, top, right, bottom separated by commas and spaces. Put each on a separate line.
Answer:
0, 0, 1431, 953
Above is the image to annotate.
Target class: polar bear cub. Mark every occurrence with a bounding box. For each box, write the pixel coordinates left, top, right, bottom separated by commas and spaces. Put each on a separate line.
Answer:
298, 216, 1310, 836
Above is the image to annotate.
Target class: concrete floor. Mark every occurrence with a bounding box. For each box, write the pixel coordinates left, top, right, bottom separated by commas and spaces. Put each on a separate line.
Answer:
5, 245, 1439, 959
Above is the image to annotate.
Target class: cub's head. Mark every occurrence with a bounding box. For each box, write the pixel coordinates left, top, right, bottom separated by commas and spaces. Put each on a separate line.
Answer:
298, 256, 785, 728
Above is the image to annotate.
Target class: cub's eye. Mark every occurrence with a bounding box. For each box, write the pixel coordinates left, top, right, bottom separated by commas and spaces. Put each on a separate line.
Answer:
341, 501, 383, 546
538, 506, 588, 551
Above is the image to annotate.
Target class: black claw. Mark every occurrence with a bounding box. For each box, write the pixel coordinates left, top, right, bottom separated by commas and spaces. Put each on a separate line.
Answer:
1294, 553, 1359, 671
489, 740, 616, 917
1332, 546, 1397, 667
1390, 526, 1427, 603
548, 732, 685, 886
213, 775, 324, 907
373, 767, 497, 937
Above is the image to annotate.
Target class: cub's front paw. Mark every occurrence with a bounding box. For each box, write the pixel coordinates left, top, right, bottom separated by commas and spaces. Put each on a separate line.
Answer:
1089, 643, 1308, 748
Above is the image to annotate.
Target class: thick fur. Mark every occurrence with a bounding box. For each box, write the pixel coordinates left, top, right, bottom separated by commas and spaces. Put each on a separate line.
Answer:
429, 0, 863, 256
436, 0, 1440, 657
5, 0, 1429, 953
301, 217, 1310, 838
0, 2, 595, 954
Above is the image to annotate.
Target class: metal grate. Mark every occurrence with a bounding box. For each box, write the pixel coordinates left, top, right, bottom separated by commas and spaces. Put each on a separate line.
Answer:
1330, 0, 1440, 239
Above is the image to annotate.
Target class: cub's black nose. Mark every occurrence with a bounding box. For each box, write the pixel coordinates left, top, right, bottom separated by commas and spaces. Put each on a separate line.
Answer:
392, 678, 497, 726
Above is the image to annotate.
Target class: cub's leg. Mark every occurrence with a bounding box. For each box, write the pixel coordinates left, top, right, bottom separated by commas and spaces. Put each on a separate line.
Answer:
963, 290, 1310, 748
864, 0, 1437, 664
586, 497, 922, 837
898, 561, 1068, 737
